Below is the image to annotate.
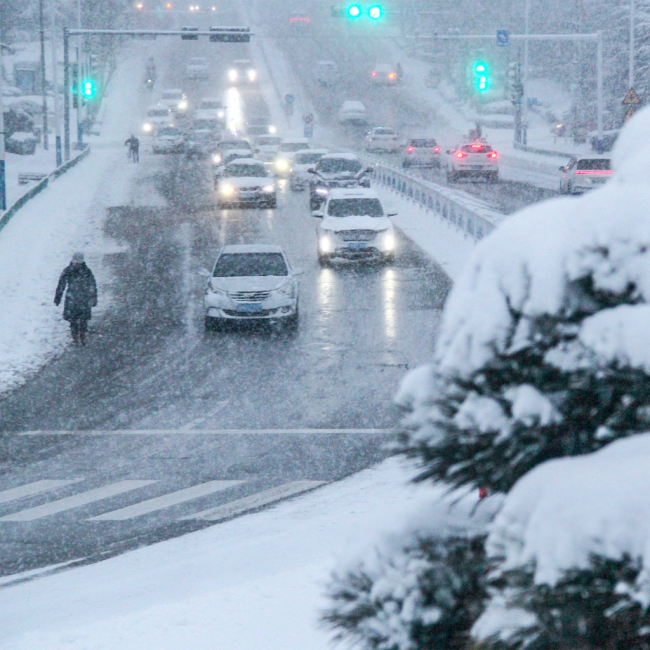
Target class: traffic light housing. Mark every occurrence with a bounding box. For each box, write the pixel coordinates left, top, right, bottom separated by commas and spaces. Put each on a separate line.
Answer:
474, 62, 488, 92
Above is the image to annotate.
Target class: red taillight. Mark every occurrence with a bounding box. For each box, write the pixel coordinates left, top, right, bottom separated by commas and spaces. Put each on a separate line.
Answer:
372, 72, 377, 77
456, 152, 466, 159
488, 152, 497, 159
574, 170, 613, 175
407, 146, 414, 153
433, 147, 440, 153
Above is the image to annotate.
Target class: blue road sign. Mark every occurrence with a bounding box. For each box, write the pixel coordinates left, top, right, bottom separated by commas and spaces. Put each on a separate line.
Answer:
496, 30, 509, 47
285, 94, 295, 104
304, 122, 314, 138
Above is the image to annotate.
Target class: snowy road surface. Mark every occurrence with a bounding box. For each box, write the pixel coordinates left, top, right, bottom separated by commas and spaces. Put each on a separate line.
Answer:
0, 29, 450, 576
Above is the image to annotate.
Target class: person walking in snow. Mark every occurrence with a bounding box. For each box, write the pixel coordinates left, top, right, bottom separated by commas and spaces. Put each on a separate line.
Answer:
54, 252, 98, 345
125, 134, 140, 162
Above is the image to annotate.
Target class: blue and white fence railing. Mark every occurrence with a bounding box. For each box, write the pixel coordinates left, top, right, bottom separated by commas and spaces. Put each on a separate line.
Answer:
365, 160, 504, 242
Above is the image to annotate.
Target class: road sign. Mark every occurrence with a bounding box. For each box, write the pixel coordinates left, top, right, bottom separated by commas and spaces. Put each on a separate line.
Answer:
286, 103, 294, 117
623, 88, 641, 105
303, 112, 313, 123
623, 105, 638, 122
496, 29, 509, 47
285, 94, 295, 104
304, 122, 314, 138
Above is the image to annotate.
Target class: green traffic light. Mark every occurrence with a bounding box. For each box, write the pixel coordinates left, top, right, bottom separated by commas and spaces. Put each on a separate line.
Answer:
82, 79, 95, 97
347, 4, 361, 17
474, 62, 488, 91
475, 63, 486, 73
368, 5, 382, 19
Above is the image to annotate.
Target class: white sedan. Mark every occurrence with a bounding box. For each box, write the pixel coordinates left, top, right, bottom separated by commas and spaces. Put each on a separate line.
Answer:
559, 156, 612, 194
152, 126, 185, 154
216, 159, 277, 208
204, 244, 301, 330
445, 142, 499, 182
365, 127, 400, 153
185, 57, 209, 80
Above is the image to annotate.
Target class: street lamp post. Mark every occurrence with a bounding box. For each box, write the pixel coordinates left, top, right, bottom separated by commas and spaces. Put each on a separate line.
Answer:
0, 42, 10, 212
39, 0, 49, 150
50, 0, 61, 166
630, 0, 635, 89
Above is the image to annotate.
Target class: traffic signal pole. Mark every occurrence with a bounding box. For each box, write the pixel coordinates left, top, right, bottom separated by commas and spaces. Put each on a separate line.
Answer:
411, 31, 604, 141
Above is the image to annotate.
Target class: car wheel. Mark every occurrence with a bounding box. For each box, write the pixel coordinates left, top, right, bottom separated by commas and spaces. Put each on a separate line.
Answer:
403, 161, 411, 168
446, 170, 457, 183
318, 253, 330, 267
267, 199, 277, 209
567, 182, 574, 195
488, 172, 499, 183
384, 252, 395, 265
204, 316, 223, 332
285, 309, 299, 331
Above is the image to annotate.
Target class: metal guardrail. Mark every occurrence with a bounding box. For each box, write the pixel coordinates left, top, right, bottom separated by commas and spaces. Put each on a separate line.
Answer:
366, 160, 504, 242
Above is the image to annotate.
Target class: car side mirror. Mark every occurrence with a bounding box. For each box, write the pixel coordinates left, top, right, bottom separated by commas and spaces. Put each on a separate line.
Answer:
559, 166, 566, 172
387, 212, 397, 217
307, 167, 316, 173
254, 148, 260, 153
365, 166, 374, 173
197, 269, 211, 277
312, 210, 324, 218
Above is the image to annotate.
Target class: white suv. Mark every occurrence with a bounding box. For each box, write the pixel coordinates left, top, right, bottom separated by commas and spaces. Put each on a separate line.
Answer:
204, 245, 302, 330
446, 142, 498, 182
365, 127, 400, 153
313, 188, 396, 264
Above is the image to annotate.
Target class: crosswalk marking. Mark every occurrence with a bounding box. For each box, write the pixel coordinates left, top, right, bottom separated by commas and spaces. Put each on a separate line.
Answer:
181, 481, 326, 522
88, 480, 243, 521
0, 480, 157, 522
0, 479, 83, 505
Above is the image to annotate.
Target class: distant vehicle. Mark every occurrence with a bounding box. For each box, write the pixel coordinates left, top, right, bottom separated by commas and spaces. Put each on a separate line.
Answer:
364, 127, 400, 153
198, 98, 226, 122
228, 59, 256, 85
445, 142, 499, 182
152, 126, 185, 154
204, 244, 301, 331
186, 129, 219, 158
402, 138, 441, 168
213, 149, 256, 186
371, 63, 398, 85
245, 116, 276, 137
273, 137, 310, 176
192, 112, 222, 134
308, 153, 372, 211
316, 60, 339, 87
216, 159, 277, 209
559, 156, 612, 194
160, 89, 188, 115
143, 104, 173, 133
289, 12, 310, 33
313, 188, 396, 264
338, 100, 368, 126
290, 149, 328, 191
185, 57, 209, 80
211, 139, 253, 164
254, 135, 283, 162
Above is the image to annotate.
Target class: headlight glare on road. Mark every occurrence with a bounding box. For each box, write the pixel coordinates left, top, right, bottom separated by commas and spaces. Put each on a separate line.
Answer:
221, 184, 235, 195
263, 185, 275, 192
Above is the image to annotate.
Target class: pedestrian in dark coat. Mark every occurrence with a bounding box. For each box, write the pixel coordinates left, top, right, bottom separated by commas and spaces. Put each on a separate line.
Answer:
54, 252, 98, 345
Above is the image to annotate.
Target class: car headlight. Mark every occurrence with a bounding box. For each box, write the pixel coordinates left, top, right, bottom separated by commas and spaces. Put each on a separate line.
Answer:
248, 70, 256, 81
269, 125, 277, 134
315, 187, 328, 196
384, 233, 395, 250
262, 184, 275, 192
208, 284, 228, 296
221, 184, 235, 195
229, 70, 237, 82
319, 233, 334, 253
178, 100, 188, 110
217, 110, 225, 118
143, 123, 152, 133
275, 283, 295, 298
212, 154, 222, 164
275, 159, 289, 171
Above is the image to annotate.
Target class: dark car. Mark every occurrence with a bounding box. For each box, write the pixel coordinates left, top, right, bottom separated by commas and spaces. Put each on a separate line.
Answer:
308, 154, 372, 211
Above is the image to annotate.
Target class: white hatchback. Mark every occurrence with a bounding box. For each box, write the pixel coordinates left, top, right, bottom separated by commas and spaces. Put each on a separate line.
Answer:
338, 101, 368, 125
559, 156, 612, 194
446, 142, 498, 182
365, 127, 400, 153
204, 244, 301, 330
313, 188, 397, 264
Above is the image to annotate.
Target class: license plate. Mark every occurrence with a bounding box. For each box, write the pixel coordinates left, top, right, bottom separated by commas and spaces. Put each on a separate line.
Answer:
348, 242, 368, 250
237, 303, 263, 312
470, 165, 484, 169
239, 192, 258, 199
592, 178, 606, 184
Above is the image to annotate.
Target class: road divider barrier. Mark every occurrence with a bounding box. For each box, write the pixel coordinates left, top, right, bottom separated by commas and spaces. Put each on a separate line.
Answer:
365, 159, 504, 241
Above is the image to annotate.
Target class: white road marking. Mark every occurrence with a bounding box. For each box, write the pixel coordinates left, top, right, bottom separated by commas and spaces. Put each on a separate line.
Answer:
17, 429, 394, 436
181, 481, 326, 522
0, 480, 157, 522
177, 222, 197, 339
179, 400, 230, 430
89, 480, 243, 521
0, 558, 86, 587
0, 479, 83, 504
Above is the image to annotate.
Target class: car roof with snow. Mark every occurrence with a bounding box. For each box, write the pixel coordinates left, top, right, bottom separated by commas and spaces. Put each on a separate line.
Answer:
327, 188, 379, 200
220, 244, 284, 255
281, 137, 309, 144
341, 101, 366, 110
295, 148, 328, 155
320, 153, 360, 161
226, 158, 265, 167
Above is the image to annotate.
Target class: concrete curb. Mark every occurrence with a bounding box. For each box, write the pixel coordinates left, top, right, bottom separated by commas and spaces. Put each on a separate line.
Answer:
0, 146, 91, 235
513, 142, 578, 159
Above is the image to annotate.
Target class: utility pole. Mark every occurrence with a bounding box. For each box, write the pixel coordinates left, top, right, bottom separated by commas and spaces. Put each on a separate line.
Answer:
39, 0, 49, 150
50, 0, 61, 166
0, 43, 6, 211
63, 27, 70, 161
630, 0, 635, 89
523, 0, 530, 124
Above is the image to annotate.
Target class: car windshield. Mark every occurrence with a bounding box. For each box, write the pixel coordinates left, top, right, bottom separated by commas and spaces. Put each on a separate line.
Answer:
158, 127, 181, 136
191, 132, 212, 141
411, 139, 437, 147
224, 164, 268, 177
461, 144, 493, 154
234, 61, 252, 69
327, 198, 384, 217
162, 91, 183, 100
374, 129, 395, 136
280, 143, 308, 152
213, 253, 288, 277
200, 100, 222, 109
317, 158, 362, 173
220, 141, 251, 150
577, 158, 611, 170
148, 108, 169, 117
224, 152, 252, 163
257, 137, 282, 146
294, 152, 324, 164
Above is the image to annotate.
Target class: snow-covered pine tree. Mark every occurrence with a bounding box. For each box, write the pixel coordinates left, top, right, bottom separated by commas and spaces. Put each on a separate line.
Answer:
323, 533, 488, 650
